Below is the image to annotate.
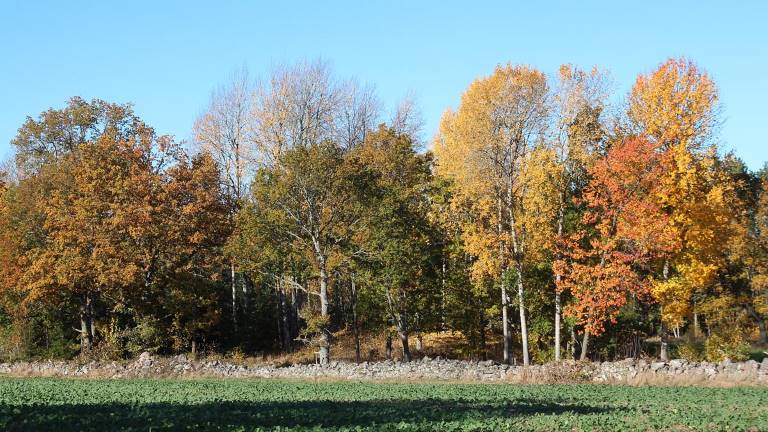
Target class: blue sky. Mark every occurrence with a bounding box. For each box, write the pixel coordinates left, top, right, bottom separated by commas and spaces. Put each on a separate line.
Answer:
1, 1, 766, 169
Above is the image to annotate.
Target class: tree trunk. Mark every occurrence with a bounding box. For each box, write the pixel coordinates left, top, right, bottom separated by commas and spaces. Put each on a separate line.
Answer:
659, 259, 670, 361
87, 293, 96, 344
501, 278, 512, 364
745, 303, 768, 345
415, 334, 423, 352
191, 339, 197, 358
79, 293, 92, 352
497, 195, 512, 364
580, 329, 590, 361
479, 310, 487, 361
385, 334, 392, 360
660, 321, 669, 362
554, 291, 561, 362
570, 326, 576, 359
516, 263, 530, 366
351, 275, 361, 363
318, 261, 330, 365
241, 274, 248, 313
440, 255, 447, 331
693, 312, 699, 338
554, 196, 565, 362
505, 183, 529, 366
290, 282, 299, 341
231, 261, 237, 331
279, 280, 291, 350
399, 331, 411, 362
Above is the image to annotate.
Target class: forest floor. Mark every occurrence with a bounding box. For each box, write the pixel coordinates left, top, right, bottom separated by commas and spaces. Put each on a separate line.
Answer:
0, 377, 766, 431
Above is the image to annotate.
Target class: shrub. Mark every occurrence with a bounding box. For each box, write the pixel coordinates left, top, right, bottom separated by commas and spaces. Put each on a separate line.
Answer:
704, 332, 750, 362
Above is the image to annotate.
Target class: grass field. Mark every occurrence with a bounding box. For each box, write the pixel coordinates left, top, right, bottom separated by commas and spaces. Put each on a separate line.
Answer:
0, 378, 766, 431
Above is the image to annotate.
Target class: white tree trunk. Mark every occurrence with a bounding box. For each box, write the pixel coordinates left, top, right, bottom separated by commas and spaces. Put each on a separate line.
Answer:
318, 259, 330, 365
555, 290, 561, 362
231, 261, 237, 330
554, 201, 564, 362
501, 279, 511, 364
516, 264, 530, 366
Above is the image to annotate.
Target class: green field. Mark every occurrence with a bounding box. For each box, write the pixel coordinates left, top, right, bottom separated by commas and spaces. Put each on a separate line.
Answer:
0, 378, 765, 431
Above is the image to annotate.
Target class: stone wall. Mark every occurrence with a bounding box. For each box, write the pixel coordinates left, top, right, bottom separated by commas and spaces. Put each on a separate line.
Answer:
1, 353, 766, 385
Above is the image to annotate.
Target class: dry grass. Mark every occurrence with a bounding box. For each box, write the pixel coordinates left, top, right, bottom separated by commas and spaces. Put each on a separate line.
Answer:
623, 371, 763, 388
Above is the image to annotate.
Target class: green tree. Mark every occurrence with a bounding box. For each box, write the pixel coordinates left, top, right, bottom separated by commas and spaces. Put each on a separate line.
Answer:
350, 126, 439, 361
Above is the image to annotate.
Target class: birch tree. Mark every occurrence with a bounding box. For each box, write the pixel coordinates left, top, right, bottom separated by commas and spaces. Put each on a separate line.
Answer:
250, 59, 380, 164
194, 68, 254, 330
435, 64, 555, 365
550, 64, 609, 361
244, 60, 379, 363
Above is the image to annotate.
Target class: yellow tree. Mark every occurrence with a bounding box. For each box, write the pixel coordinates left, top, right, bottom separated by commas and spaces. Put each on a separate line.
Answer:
746, 179, 768, 342
434, 64, 557, 365
629, 58, 737, 360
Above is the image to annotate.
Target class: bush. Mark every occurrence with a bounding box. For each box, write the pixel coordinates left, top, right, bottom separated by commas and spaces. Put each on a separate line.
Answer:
674, 338, 705, 362
674, 330, 750, 363
704, 332, 750, 362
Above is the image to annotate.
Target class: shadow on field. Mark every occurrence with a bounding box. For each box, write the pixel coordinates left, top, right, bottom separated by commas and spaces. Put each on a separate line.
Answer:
1, 398, 617, 431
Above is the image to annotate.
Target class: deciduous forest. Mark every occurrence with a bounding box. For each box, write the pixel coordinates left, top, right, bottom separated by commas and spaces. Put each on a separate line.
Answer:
1, 58, 766, 365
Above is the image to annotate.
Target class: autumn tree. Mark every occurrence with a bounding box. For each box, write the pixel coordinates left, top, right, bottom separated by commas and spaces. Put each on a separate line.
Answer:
549, 64, 609, 360
747, 177, 768, 343
194, 67, 255, 332
12, 97, 148, 174
3, 99, 232, 356
720, 159, 768, 345
629, 58, 737, 360
435, 64, 557, 365
237, 61, 384, 363
557, 137, 666, 359
160, 151, 232, 354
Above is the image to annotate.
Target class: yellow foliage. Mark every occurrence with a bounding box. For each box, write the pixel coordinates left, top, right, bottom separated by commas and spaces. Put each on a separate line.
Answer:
630, 58, 736, 326
628, 58, 719, 152
433, 64, 554, 288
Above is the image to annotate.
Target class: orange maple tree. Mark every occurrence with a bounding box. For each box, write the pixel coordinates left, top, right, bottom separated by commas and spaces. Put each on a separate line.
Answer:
556, 137, 671, 341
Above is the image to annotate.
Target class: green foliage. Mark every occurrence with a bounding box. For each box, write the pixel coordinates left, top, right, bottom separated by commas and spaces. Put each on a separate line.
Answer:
1, 379, 767, 431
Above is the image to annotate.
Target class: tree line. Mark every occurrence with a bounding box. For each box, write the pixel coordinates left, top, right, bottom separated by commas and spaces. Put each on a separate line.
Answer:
0, 58, 766, 364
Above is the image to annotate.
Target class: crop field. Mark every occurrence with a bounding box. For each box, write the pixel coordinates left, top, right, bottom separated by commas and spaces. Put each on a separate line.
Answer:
0, 378, 765, 431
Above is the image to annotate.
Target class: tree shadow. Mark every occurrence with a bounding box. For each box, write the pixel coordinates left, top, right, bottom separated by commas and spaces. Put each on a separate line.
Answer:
0, 398, 617, 431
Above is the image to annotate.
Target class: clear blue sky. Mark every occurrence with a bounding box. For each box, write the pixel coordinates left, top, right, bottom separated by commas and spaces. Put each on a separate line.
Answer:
1, 1, 766, 169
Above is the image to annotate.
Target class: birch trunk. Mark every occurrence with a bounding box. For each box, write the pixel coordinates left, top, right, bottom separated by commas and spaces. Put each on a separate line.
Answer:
318, 261, 330, 365
554, 197, 565, 361
498, 195, 512, 364
230, 261, 237, 331
516, 263, 530, 366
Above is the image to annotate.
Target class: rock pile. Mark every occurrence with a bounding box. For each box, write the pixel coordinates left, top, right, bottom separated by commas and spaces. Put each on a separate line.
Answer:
1, 354, 766, 385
